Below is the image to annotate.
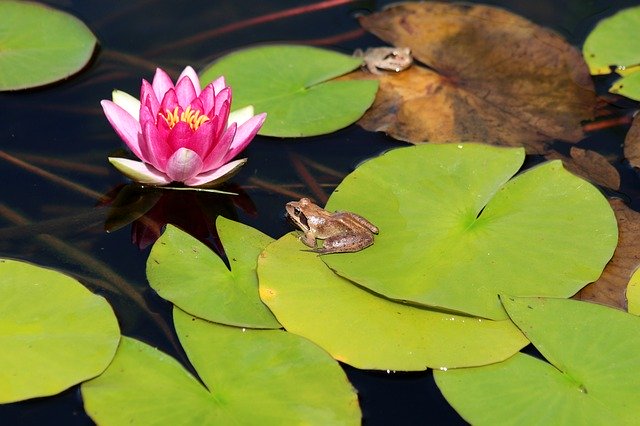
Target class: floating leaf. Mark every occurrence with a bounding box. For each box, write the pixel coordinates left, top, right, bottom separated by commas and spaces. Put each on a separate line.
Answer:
258, 233, 528, 370
0, 259, 119, 403
322, 144, 617, 320
545, 147, 620, 190
623, 113, 640, 169
199, 45, 378, 137
575, 199, 633, 310
583, 6, 640, 100
583, 6, 640, 75
435, 297, 640, 425
627, 267, 640, 315
82, 309, 360, 425
147, 218, 279, 328
0, 1, 97, 90
347, 2, 594, 153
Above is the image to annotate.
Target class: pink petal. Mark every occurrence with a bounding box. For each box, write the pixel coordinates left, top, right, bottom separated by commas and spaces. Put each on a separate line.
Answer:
184, 158, 247, 187
198, 85, 215, 115
183, 119, 217, 158
165, 148, 203, 182
202, 123, 236, 171
214, 100, 230, 139
178, 66, 201, 96
221, 113, 266, 164
140, 80, 160, 116
166, 121, 194, 151
213, 87, 231, 119
211, 76, 226, 95
101, 100, 144, 160
108, 157, 171, 186
160, 89, 179, 113
175, 75, 197, 107
141, 119, 172, 171
151, 68, 175, 102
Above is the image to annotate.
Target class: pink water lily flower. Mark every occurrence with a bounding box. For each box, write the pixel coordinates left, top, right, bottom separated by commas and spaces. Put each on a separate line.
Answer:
102, 66, 266, 187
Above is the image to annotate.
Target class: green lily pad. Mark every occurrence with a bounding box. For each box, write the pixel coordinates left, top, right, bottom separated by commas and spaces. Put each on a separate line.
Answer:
626, 267, 640, 315
434, 297, 640, 425
322, 144, 617, 320
147, 218, 280, 328
582, 6, 640, 100
258, 233, 528, 370
0, 1, 97, 90
199, 44, 378, 137
583, 5, 640, 75
82, 309, 360, 425
0, 259, 120, 403
610, 70, 640, 101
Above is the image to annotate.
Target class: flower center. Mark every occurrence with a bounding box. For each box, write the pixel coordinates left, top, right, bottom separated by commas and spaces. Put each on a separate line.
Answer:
161, 106, 210, 130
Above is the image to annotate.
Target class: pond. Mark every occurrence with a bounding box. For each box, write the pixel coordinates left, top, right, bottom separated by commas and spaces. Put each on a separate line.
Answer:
1, 0, 640, 424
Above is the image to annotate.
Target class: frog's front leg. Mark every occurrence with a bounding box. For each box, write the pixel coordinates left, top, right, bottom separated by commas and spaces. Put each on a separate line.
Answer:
317, 232, 374, 254
299, 231, 318, 248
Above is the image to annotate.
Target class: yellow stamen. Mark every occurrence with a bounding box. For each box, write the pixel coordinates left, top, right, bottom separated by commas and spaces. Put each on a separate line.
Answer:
160, 105, 210, 130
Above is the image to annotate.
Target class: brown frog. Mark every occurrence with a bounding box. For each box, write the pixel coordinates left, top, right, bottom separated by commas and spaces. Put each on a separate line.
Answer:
285, 198, 379, 254
353, 47, 413, 75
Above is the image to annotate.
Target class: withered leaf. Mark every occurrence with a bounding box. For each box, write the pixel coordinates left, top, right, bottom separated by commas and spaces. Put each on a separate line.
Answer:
545, 147, 620, 190
623, 113, 640, 169
574, 198, 635, 310
353, 2, 595, 154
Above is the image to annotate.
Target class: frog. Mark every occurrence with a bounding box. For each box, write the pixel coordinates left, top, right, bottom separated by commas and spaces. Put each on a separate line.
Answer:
353, 47, 413, 75
285, 198, 379, 254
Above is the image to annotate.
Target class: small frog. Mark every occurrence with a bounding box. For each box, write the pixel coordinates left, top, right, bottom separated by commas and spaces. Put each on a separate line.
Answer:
353, 47, 413, 75
285, 198, 379, 254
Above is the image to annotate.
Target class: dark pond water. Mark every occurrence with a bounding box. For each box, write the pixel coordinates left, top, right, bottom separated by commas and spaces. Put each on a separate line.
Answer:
1, 0, 639, 424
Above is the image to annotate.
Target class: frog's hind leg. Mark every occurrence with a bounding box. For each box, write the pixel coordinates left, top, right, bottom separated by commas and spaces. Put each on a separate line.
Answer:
333, 212, 379, 234
317, 232, 374, 254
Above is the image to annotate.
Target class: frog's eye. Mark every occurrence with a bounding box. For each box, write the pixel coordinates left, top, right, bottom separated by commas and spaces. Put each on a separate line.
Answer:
294, 207, 301, 215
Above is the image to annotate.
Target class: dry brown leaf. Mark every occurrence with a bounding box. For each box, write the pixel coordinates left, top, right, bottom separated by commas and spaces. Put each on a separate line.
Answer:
352, 2, 595, 154
574, 199, 637, 310
623, 113, 640, 168
545, 147, 620, 190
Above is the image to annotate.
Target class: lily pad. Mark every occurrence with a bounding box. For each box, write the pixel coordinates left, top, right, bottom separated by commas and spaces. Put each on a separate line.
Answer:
82, 309, 360, 425
434, 297, 640, 425
258, 233, 528, 371
623, 113, 640, 169
544, 147, 620, 191
626, 267, 640, 315
199, 44, 378, 137
0, 1, 97, 90
575, 199, 637, 311
583, 6, 640, 75
347, 2, 594, 153
147, 218, 280, 328
322, 144, 617, 320
0, 259, 120, 403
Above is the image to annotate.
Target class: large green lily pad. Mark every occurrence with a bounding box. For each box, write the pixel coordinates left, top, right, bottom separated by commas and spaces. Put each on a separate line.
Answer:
0, 259, 120, 403
147, 218, 280, 328
0, 1, 97, 90
434, 297, 640, 425
322, 144, 617, 320
82, 309, 360, 424
199, 44, 378, 137
258, 233, 528, 371
583, 5, 640, 100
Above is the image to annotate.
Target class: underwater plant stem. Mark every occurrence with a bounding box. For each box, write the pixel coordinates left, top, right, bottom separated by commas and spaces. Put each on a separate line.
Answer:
0, 150, 103, 200
246, 177, 310, 199
147, 0, 359, 56
583, 114, 633, 132
290, 153, 329, 204
15, 152, 109, 176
